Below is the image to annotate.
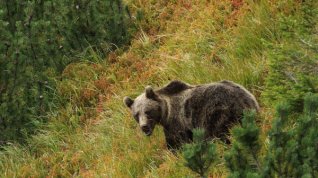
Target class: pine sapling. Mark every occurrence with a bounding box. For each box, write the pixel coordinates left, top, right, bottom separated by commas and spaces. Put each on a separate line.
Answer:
225, 110, 261, 178
182, 128, 217, 178
224, 93, 318, 177
264, 93, 318, 177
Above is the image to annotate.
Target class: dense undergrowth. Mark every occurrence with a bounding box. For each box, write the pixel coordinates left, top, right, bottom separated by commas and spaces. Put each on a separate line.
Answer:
0, 0, 317, 177
0, 0, 133, 143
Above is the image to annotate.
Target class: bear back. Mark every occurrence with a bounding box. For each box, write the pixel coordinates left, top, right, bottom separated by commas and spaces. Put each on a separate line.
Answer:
157, 80, 193, 95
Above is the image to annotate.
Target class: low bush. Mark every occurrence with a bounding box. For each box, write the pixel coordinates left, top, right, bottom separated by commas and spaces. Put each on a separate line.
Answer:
0, 0, 133, 143
225, 93, 318, 177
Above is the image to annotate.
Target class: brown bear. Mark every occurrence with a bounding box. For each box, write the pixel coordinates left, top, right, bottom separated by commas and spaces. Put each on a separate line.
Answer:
124, 80, 259, 150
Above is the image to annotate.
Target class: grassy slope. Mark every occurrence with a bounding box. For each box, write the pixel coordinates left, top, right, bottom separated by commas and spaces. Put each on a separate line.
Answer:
0, 0, 316, 177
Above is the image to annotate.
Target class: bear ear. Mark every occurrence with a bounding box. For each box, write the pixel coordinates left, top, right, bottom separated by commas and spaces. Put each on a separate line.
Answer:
123, 96, 134, 108
145, 86, 158, 100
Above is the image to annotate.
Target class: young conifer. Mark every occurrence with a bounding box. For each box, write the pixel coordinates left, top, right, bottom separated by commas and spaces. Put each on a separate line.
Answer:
0, 0, 132, 143
225, 110, 261, 178
264, 93, 318, 177
225, 93, 318, 177
182, 128, 217, 178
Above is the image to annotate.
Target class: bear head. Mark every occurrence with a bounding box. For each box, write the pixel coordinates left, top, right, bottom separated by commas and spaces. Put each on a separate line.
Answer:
123, 86, 165, 136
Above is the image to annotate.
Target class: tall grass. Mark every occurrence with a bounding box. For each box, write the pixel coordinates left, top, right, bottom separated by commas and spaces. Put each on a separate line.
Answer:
1, 0, 314, 177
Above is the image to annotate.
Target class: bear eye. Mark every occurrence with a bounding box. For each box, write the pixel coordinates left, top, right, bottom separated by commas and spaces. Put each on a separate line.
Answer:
133, 113, 139, 122
145, 110, 152, 116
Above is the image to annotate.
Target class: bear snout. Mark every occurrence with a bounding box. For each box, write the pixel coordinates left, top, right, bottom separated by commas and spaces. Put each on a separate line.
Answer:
141, 125, 152, 136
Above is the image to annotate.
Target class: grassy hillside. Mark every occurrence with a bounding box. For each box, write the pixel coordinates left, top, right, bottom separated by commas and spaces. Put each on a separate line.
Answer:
1, 0, 317, 177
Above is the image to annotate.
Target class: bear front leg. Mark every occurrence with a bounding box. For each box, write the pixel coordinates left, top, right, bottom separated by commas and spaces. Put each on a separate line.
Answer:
163, 130, 181, 151
164, 130, 193, 151
165, 137, 180, 151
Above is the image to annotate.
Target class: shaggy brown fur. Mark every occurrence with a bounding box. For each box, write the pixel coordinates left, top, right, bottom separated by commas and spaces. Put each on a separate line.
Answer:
124, 80, 259, 150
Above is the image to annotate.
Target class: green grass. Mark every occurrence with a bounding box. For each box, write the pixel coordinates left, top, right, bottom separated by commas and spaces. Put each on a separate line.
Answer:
1, 0, 317, 177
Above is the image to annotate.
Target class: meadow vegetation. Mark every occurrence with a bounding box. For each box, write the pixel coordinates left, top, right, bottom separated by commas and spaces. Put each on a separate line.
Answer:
0, 0, 317, 177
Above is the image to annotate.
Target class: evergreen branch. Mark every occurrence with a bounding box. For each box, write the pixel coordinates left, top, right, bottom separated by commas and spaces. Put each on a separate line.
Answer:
251, 149, 261, 171
27, 13, 38, 66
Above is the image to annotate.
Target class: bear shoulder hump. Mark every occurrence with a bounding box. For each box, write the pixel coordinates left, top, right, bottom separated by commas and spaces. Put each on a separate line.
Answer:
158, 80, 192, 95
220, 80, 234, 85
220, 80, 240, 88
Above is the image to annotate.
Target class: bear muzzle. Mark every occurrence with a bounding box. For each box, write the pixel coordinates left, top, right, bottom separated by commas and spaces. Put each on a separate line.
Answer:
139, 116, 154, 136
141, 125, 152, 136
